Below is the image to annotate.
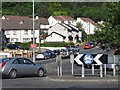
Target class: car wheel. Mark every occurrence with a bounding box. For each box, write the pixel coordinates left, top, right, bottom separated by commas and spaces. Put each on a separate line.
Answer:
37, 69, 44, 77
9, 70, 17, 79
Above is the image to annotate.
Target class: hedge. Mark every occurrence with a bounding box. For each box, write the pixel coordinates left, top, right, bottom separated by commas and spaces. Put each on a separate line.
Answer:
41, 42, 74, 47
15, 41, 33, 50
15, 42, 74, 50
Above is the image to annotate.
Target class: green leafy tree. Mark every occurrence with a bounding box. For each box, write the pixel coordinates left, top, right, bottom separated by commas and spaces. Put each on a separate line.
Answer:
93, 2, 120, 48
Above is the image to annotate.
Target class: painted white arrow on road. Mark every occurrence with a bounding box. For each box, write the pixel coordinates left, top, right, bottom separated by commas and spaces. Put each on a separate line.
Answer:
74, 54, 84, 65
94, 54, 103, 65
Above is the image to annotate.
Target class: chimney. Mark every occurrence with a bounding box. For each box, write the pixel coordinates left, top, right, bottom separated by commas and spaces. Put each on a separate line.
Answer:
35, 16, 39, 20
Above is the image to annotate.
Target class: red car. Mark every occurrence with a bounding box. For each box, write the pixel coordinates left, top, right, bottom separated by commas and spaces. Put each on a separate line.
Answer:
84, 44, 92, 49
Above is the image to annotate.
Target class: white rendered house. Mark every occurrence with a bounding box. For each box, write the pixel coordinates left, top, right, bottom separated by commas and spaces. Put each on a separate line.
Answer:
2, 15, 49, 43
45, 23, 82, 43
76, 17, 98, 34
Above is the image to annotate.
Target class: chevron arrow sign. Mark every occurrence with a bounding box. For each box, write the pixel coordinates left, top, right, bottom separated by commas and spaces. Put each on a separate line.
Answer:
74, 54, 108, 65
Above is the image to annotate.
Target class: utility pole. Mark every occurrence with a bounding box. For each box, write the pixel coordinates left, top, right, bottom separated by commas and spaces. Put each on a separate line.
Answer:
39, 24, 41, 51
32, 0, 35, 62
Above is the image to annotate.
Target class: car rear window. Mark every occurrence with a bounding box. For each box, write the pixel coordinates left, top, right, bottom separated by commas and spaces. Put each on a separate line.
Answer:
0, 58, 12, 63
85, 44, 89, 46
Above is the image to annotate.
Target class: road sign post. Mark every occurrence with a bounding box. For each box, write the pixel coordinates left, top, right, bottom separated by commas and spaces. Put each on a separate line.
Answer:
104, 64, 106, 76
30, 44, 37, 62
56, 54, 62, 76
74, 54, 107, 78
82, 64, 85, 77
100, 64, 103, 77
92, 64, 94, 75
113, 55, 116, 76
113, 64, 116, 76
70, 54, 74, 75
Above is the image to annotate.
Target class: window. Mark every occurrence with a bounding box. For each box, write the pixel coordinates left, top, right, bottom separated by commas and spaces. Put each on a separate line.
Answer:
23, 59, 33, 64
23, 38, 30, 42
13, 58, 24, 64
31, 30, 34, 35
24, 30, 28, 35
11, 38, 18, 42
13, 31, 17, 35
6, 30, 10, 35
13, 60, 19, 64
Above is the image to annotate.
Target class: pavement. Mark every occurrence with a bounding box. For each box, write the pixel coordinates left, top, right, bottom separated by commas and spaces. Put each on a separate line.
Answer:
46, 74, 119, 82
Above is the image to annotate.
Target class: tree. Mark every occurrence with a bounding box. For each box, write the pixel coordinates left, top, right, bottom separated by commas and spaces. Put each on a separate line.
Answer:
76, 22, 83, 29
35, 3, 50, 17
93, 2, 120, 48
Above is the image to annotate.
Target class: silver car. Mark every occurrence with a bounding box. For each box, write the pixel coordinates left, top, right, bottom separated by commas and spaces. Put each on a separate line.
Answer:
0, 57, 47, 79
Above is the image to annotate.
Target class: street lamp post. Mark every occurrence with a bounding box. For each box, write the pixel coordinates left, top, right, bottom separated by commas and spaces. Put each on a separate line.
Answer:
39, 25, 41, 51
32, 0, 35, 62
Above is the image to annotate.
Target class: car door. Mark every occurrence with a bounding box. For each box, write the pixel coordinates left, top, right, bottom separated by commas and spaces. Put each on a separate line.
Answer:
12, 58, 25, 75
22, 58, 37, 75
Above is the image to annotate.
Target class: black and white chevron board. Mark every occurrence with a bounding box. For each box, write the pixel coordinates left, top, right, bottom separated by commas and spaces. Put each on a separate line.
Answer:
74, 54, 108, 65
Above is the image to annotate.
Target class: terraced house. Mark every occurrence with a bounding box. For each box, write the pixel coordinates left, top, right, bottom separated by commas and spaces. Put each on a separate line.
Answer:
2, 15, 49, 43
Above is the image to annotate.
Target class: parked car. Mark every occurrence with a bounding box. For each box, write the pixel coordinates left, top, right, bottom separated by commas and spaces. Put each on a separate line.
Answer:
53, 49, 61, 55
46, 50, 56, 58
84, 44, 92, 49
60, 49, 67, 56
89, 42, 95, 48
66, 45, 80, 52
36, 52, 50, 60
6, 44, 20, 50
0, 57, 46, 79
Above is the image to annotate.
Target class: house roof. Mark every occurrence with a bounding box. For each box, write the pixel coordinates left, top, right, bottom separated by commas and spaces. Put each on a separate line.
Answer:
2, 15, 29, 20
59, 23, 79, 32
2, 19, 40, 30
80, 17, 98, 27
52, 16, 74, 21
48, 32, 66, 39
38, 17, 49, 25
2, 15, 49, 30
63, 23, 79, 32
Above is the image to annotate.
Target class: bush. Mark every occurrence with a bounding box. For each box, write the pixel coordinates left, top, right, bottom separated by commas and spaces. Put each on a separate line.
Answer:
15, 41, 33, 50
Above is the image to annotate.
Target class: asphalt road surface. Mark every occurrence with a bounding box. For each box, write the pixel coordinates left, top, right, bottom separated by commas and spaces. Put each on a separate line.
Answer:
2, 47, 119, 89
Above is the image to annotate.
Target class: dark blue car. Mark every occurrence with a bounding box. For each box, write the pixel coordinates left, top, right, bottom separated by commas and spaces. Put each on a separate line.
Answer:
7, 44, 20, 50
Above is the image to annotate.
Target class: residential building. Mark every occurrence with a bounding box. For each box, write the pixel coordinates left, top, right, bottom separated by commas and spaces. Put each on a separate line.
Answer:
38, 17, 50, 33
45, 23, 82, 43
48, 16, 76, 27
76, 17, 98, 34
2, 15, 49, 43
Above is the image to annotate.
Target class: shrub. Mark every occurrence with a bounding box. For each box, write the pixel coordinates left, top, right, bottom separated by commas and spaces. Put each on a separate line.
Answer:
15, 41, 33, 50
41, 42, 74, 47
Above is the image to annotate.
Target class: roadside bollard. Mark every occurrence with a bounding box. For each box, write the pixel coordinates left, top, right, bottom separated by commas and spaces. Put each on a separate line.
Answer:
70, 54, 74, 75
100, 64, 103, 77
104, 64, 106, 76
56, 54, 62, 76
92, 64, 94, 75
113, 64, 116, 76
82, 64, 85, 77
